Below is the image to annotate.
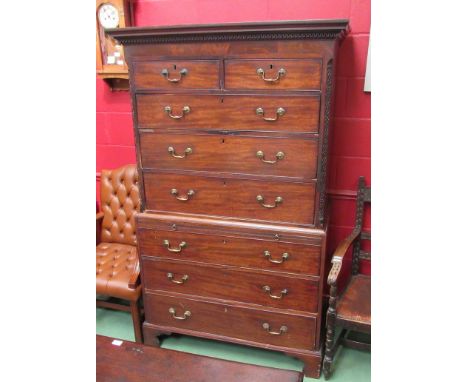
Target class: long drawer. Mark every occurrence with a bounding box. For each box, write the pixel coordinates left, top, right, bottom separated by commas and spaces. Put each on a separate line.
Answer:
136, 94, 320, 133
137, 228, 322, 276
142, 258, 319, 313
145, 291, 317, 349
139, 132, 318, 180
225, 59, 322, 90
144, 172, 316, 225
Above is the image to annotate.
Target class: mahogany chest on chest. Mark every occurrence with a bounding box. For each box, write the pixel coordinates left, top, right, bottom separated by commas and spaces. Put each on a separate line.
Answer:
109, 20, 348, 378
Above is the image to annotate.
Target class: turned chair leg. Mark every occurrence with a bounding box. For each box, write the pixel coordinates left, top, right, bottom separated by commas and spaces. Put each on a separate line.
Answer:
323, 310, 335, 379
130, 300, 143, 343
323, 282, 339, 380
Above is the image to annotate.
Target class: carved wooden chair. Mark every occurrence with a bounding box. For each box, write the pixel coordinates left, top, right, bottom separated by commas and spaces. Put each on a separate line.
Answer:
323, 176, 371, 379
96, 164, 143, 343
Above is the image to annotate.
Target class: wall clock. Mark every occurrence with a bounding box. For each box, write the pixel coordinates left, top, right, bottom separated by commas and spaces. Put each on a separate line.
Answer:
96, 0, 134, 91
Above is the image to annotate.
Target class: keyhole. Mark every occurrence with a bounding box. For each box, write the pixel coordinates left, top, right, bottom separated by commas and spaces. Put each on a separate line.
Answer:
223, 180, 227, 186
173, 64, 177, 70
270, 64, 273, 69
220, 98, 224, 103
221, 138, 225, 143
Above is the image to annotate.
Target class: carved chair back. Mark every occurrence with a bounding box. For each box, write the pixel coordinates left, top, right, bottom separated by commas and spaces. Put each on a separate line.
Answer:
100, 165, 140, 246
352, 176, 371, 275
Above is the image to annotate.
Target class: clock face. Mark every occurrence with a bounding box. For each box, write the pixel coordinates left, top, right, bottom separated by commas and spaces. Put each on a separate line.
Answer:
98, 4, 120, 29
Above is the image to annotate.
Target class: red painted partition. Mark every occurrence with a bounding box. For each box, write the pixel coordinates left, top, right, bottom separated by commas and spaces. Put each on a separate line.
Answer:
96, 0, 371, 274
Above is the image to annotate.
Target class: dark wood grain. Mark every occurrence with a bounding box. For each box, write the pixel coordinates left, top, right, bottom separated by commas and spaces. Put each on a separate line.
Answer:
225, 59, 322, 90
136, 94, 320, 133
139, 132, 318, 180
133, 60, 220, 90
137, 227, 322, 276
142, 258, 319, 313
136, 211, 326, 240
97, 334, 304, 382
108, 20, 348, 379
144, 292, 316, 349
143, 172, 316, 225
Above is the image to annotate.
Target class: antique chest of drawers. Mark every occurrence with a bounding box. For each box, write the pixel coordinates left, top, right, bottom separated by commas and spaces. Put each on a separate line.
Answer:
109, 20, 348, 379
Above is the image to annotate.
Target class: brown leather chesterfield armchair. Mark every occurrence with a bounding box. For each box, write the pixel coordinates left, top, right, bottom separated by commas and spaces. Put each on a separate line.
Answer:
96, 164, 143, 343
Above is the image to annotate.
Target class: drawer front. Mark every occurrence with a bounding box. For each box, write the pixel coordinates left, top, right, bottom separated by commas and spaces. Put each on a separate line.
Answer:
142, 258, 319, 313
140, 132, 318, 180
225, 59, 322, 90
138, 228, 321, 276
144, 173, 316, 225
145, 292, 316, 349
136, 94, 320, 133
133, 60, 220, 90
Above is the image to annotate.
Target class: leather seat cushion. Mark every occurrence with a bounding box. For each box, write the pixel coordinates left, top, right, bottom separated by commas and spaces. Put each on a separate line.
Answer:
96, 242, 141, 301
336, 274, 371, 325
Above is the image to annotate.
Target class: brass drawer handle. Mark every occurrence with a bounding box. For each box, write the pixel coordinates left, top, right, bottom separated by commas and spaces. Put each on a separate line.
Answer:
168, 307, 191, 320
164, 105, 191, 119
255, 107, 286, 122
256, 67, 286, 82
256, 195, 282, 208
171, 188, 195, 201
262, 323, 288, 335
168, 146, 192, 159
163, 240, 187, 253
161, 68, 188, 83
256, 150, 285, 164
263, 285, 288, 299
167, 272, 189, 284
264, 250, 289, 264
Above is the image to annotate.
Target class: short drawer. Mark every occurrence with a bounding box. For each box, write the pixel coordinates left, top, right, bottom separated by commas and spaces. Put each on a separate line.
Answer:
136, 94, 320, 133
142, 258, 319, 313
133, 60, 220, 89
137, 228, 321, 276
225, 59, 322, 90
144, 172, 316, 225
139, 132, 318, 180
145, 292, 317, 349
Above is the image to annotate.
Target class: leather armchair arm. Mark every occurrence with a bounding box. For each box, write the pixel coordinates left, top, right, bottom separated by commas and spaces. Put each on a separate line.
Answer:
128, 259, 140, 289
96, 212, 104, 245
327, 228, 361, 286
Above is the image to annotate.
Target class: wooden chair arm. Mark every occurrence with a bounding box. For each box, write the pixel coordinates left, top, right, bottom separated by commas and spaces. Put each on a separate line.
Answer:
96, 212, 104, 245
128, 259, 140, 289
327, 228, 361, 286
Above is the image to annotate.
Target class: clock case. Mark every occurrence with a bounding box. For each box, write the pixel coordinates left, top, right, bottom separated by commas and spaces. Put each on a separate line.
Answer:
96, 0, 134, 91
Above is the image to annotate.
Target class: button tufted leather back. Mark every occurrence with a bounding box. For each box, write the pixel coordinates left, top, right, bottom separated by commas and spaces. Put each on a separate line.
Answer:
100, 165, 140, 246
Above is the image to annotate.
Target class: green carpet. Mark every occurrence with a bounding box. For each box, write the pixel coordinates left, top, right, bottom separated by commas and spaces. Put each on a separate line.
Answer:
97, 307, 370, 381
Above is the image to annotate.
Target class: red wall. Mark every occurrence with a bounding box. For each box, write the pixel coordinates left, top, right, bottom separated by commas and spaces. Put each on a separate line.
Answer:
96, 0, 371, 273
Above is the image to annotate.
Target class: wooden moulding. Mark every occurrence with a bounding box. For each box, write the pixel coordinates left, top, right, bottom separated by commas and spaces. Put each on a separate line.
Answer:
107, 19, 349, 45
